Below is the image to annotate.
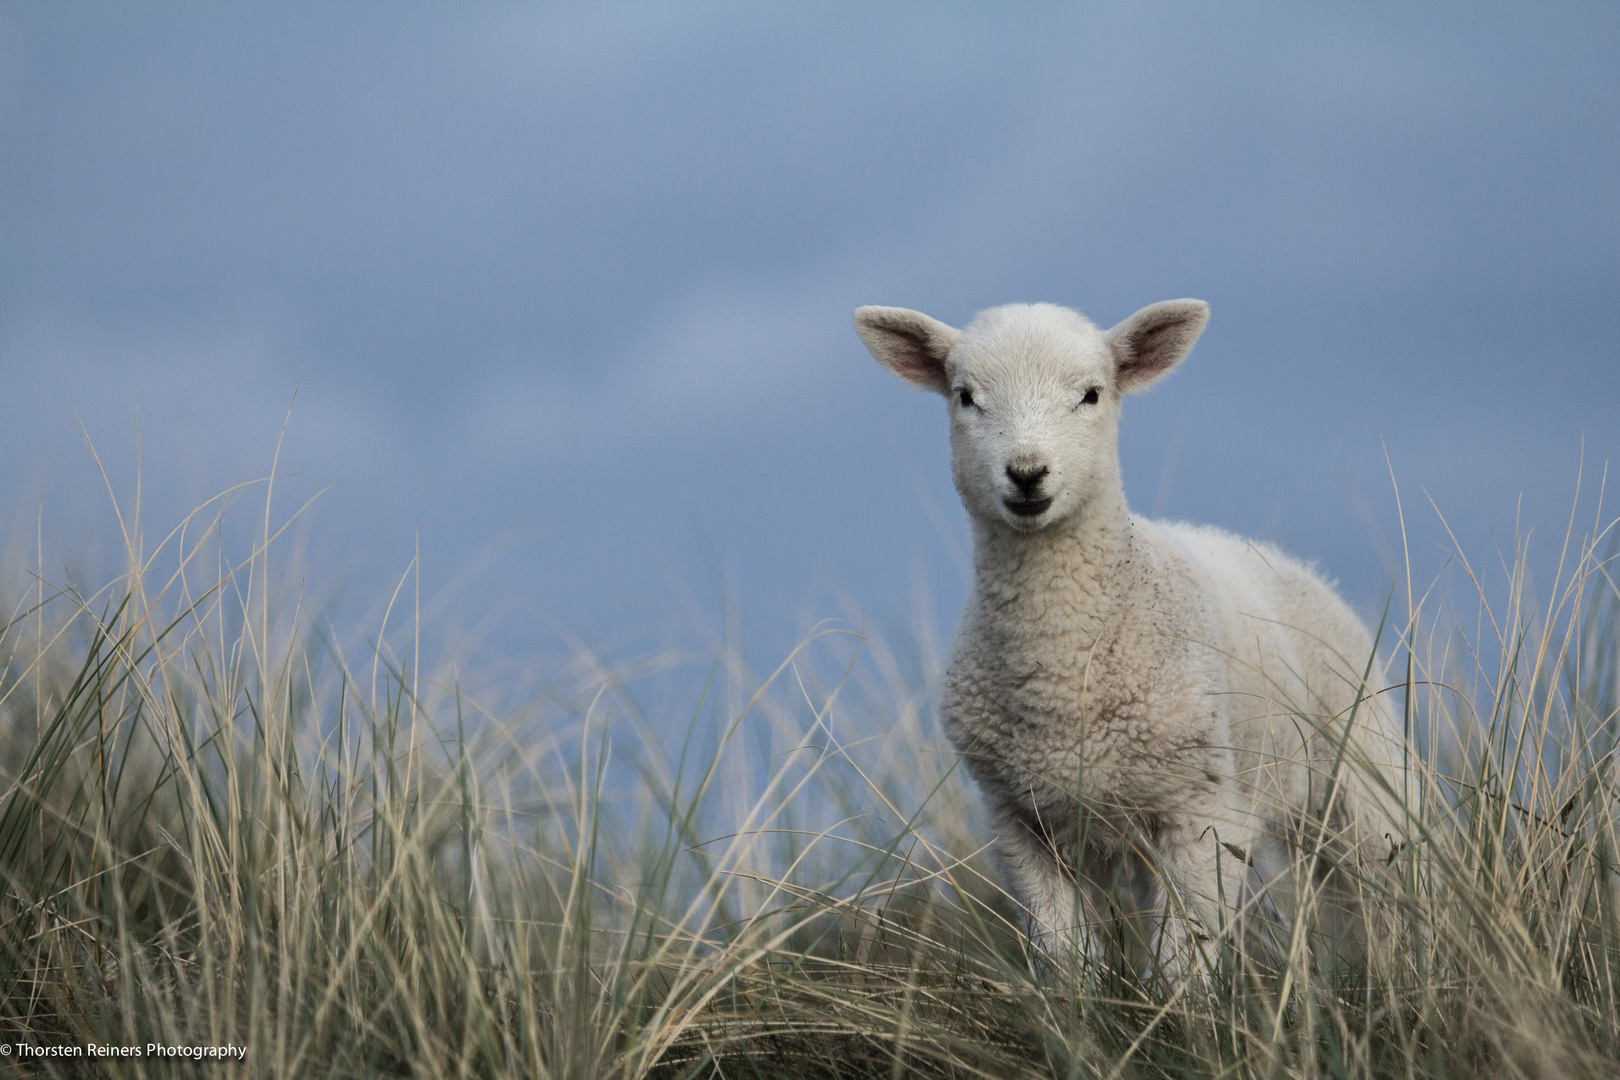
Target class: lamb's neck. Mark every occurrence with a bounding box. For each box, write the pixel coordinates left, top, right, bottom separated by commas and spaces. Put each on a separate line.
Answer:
968, 487, 1135, 641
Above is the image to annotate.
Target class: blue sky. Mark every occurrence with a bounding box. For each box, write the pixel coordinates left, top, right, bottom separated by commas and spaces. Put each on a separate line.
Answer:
2, 4, 1616, 673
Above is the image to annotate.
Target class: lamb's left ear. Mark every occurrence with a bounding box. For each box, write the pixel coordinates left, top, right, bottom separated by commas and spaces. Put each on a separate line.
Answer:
853, 306, 960, 396
1105, 299, 1210, 393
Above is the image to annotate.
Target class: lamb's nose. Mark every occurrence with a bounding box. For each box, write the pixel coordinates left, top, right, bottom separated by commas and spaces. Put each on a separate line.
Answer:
1005, 463, 1048, 495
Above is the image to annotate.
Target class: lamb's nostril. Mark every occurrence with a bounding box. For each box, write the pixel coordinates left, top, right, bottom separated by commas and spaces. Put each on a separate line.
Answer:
1005, 464, 1049, 495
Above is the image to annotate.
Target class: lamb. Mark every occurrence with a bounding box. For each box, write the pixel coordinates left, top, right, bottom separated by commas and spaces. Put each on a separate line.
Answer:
854, 299, 1406, 984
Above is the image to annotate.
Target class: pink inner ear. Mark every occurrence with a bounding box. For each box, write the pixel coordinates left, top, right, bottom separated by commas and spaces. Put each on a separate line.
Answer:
1124, 325, 1176, 375
897, 351, 946, 386
873, 328, 947, 391
1118, 319, 1194, 383
856, 307, 957, 393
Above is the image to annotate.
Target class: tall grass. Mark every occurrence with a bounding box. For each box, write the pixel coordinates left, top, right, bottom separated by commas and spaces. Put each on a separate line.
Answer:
0, 463, 1616, 1079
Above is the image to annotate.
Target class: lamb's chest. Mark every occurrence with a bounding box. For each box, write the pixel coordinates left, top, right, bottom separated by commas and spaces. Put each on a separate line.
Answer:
942, 615, 1227, 814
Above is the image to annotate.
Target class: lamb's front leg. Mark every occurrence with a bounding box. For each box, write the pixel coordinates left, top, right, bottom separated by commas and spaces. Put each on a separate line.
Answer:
1141, 820, 1249, 989
992, 806, 1099, 977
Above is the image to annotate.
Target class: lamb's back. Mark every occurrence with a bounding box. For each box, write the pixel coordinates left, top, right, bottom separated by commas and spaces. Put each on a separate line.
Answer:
1153, 519, 1374, 703
1151, 518, 1400, 825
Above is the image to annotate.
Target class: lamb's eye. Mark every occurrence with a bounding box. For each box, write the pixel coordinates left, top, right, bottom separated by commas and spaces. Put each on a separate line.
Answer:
957, 388, 975, 409
1079, 387, 1100, 407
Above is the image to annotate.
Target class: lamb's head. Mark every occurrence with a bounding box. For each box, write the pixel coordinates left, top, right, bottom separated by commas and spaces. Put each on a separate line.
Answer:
855, 299, 1209, 532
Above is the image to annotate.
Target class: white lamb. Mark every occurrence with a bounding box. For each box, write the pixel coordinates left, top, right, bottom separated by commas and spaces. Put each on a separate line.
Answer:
855, 299, 1406, 983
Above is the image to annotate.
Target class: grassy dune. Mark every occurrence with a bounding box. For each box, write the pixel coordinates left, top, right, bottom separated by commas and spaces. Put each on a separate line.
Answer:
0, 469, 1616, 1079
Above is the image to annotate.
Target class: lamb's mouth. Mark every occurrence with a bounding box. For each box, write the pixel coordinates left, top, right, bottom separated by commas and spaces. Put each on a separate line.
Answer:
1004, 497, 1053, 518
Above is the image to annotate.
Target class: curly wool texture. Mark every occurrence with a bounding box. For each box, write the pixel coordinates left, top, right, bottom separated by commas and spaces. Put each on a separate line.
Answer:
855, 299, 1406, 979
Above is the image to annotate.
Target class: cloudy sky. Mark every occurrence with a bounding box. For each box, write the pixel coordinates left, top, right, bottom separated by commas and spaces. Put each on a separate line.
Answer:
2, 4, 1616, 670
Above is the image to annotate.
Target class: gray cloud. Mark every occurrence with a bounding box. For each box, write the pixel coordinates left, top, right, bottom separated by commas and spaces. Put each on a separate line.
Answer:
1, 3, 1615, 658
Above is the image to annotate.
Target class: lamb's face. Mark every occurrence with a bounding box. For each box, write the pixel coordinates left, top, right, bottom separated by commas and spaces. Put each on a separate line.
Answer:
945, 305, 1120, 531
855, 298, 1210, 533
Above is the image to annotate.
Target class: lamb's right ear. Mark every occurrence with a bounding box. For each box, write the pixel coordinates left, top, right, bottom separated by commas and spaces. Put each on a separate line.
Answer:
853, 306, 959, 396
1105, 299, 1210, 393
